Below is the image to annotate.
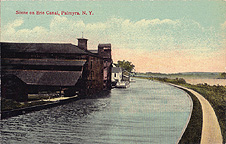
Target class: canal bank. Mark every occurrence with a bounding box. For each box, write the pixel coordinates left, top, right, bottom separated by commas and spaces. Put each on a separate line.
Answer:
170, 84, 223, 144
1, 79, 192, 144
1, 95, 81, 119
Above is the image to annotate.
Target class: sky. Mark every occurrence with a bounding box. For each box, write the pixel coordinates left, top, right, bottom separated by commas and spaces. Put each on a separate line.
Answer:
1, 0, 226, 73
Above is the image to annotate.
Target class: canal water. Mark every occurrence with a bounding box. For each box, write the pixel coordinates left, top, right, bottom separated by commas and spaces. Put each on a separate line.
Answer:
1, 78, 192, 144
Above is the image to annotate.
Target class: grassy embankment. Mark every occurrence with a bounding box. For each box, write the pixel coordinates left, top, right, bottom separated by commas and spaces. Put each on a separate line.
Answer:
135, 76, 226, 143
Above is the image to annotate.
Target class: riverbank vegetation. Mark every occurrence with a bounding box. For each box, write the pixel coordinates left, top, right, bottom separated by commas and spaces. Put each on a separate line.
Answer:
135, 76, 226, 143
114, 60, 135, 72
220, 72, 226, 79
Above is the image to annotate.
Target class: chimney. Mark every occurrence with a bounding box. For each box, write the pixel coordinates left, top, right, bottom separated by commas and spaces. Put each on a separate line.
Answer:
77, 38, 88, 50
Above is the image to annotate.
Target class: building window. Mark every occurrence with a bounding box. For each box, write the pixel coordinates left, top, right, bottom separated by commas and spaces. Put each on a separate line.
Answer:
114, 73, 116, 77
90, 60, 93, 69
91, 71, 94, 80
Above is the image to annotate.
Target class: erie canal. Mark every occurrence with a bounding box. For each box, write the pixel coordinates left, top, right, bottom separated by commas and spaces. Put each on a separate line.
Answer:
1, 79, 192, 144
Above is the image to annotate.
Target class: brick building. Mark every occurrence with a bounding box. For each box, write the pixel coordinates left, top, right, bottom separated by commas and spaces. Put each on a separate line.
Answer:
98, 44, 112, 90
1, 38, 112, 101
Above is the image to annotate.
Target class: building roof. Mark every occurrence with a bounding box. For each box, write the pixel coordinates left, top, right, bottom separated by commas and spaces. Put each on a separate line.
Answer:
98, 44, 111, 47
4, 70, 83, 86
2, 58, 86, 66
1, 42, 88, 54
77, 38, 88, 40
89, 50, 98, 54
112, 67, 122, 73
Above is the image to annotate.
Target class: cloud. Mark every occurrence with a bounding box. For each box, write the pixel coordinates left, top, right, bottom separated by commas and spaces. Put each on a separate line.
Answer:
221, 21, 226, 30
3, 18, 24, 35
1, 16, 225, 72
2, 18, 50, 42
10, 19, 24, 27
2, 16, 221, 47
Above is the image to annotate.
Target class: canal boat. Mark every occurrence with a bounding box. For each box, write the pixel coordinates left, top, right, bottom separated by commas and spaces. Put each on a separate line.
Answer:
115, 81, 130, 88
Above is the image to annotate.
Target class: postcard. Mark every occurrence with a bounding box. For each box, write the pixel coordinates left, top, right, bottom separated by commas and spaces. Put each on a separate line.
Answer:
1, 1, 225, 144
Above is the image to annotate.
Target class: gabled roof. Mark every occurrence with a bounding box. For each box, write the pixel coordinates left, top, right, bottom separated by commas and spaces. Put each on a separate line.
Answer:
112, 67, 122, 73
4, 70, 83, 86
2, 58, 86, 67
1, 42, 88, 54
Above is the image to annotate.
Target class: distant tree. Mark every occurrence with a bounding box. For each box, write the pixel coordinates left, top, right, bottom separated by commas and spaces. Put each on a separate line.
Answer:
220, 72, 226, 79
177, 78, 187, 84
115, 60, 135, 72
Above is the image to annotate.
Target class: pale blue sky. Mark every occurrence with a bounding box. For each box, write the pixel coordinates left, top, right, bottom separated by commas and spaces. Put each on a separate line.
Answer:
1, 1, 226, 28
1, 0, 226, 73
99, 1, 225, 28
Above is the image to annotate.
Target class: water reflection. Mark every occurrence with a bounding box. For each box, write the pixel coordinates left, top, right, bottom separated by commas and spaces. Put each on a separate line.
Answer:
1, 78, 192, 144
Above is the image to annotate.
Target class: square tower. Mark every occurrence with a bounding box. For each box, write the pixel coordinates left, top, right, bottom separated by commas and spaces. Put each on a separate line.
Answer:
77, 38, 88, 50
98, 44, 112, 90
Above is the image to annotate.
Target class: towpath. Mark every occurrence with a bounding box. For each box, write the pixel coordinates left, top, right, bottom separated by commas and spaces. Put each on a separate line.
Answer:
170, 84, 223, 144
25, 95, 78, 103
42, 95, 78, 102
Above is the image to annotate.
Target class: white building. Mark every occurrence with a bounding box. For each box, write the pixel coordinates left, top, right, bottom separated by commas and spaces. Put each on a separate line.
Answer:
111, 67, 122, 85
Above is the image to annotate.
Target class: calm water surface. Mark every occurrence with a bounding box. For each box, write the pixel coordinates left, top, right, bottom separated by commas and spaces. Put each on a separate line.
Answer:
1, 79, 192, 144
185, 78, 226, 86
